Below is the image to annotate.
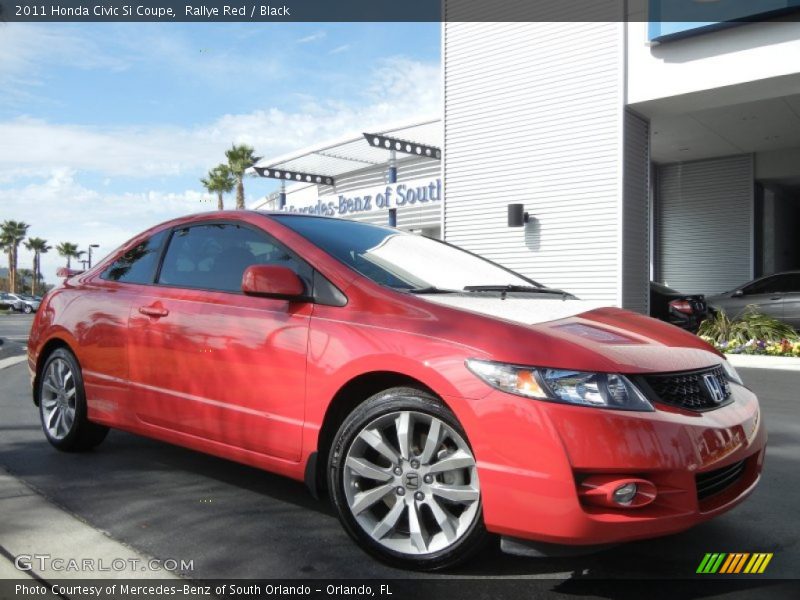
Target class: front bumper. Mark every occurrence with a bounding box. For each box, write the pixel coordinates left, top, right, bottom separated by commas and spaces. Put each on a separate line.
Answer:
448, 382, 766, 546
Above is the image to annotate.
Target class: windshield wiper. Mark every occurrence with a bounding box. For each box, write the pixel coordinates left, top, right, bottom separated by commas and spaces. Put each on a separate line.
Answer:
463, 285, 571, 297
406, 286, 459, 294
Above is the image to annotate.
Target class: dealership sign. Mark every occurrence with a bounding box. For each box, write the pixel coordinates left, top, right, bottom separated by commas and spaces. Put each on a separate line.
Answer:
282, 177, 442, 217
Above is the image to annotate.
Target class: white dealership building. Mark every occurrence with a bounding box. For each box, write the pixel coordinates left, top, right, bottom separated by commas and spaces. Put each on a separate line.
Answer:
254, 1, 800, 314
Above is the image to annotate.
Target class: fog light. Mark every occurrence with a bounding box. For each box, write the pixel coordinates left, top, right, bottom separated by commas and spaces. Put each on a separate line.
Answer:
578, 475, 656, 509
612, 482, 638, 505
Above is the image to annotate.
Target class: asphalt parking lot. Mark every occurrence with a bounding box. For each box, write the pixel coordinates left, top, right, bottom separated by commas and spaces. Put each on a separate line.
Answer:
0, 313, 797, 588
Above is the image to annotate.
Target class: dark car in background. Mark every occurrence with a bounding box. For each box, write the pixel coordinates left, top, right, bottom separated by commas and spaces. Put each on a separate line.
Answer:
707, 271, 800, 330
650, 282, 708, 333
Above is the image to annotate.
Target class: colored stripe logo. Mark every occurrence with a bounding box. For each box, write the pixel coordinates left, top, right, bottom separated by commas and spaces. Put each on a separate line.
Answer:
697, 553, 773, 574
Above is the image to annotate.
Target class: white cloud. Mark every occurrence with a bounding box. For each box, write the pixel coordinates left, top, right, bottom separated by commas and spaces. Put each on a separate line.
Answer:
329, 44, 351, 55
0, 56, 440, 180
296, 31, 326, 43
0, 168, 211, 283
1, 55, 441, 284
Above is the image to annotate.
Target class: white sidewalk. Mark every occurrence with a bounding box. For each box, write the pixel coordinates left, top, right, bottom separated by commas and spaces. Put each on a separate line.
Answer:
726, 353, 800, 372
0, 469, 182, 580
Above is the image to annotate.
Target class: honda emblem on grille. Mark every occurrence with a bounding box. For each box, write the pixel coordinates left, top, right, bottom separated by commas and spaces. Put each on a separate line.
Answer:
703, 374, 726, 404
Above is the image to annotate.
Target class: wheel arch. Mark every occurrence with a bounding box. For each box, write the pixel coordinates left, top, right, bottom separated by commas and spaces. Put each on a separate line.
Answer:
309, 371, 445, 499
32, 336, 73, 407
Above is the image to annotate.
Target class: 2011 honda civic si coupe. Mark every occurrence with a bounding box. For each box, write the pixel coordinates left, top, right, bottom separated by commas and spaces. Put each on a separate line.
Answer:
28, 212, 766, 570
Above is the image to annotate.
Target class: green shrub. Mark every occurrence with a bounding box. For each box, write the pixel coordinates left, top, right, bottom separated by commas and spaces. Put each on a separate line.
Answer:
699, 305, 796, 346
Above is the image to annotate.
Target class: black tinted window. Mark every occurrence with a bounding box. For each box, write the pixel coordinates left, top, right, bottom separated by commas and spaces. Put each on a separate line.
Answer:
774, 274, 800, 293
743, 276, 784, 295
157, 223, 311, 293
101, 230, 168, 284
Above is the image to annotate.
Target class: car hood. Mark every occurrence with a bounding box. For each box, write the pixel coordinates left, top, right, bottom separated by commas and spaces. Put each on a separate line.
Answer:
421, 295, 722, 373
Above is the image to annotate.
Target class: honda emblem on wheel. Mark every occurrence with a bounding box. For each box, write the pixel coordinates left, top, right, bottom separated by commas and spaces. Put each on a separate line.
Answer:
404, 472, 420, 490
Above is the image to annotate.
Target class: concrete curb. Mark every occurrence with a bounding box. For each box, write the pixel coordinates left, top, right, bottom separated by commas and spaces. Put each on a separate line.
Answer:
0, 468, 183, 580
726, 353, 800, 372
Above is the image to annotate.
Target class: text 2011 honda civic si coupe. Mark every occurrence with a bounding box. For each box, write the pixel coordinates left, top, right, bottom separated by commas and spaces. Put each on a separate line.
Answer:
28, 212, 765, 570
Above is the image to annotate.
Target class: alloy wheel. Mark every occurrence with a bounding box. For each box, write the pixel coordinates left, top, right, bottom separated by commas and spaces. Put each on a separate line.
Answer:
342, 410, 480, 556
41, 358, 77, 440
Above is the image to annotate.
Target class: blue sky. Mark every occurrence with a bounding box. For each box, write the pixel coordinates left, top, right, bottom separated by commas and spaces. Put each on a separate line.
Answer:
0, 22, 441, 282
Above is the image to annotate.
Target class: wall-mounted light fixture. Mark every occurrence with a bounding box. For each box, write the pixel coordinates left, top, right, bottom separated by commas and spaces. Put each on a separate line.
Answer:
507, 204, 529, 227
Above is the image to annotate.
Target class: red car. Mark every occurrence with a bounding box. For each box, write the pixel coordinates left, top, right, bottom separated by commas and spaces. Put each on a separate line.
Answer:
28, 212, 766, 570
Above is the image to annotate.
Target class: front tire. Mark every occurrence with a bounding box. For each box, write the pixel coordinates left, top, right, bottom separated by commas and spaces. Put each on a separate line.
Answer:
38, 348, 109, 451
328, 387, 487, 570
23, 305, 33, 314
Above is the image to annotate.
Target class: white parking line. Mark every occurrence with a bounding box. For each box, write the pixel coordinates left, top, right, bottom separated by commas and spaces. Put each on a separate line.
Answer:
0, 356, 27, 370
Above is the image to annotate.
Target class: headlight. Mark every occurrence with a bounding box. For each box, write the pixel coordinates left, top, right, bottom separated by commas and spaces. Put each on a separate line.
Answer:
465, 359, 654, 412
721, 360, 743, 385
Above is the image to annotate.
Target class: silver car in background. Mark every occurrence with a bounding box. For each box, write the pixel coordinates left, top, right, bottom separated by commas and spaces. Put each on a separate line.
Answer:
0, 292, 41, 314
707, 271, 800, 330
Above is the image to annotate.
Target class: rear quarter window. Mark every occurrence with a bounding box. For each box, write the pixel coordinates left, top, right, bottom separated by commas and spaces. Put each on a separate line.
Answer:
101, 230, 169, 284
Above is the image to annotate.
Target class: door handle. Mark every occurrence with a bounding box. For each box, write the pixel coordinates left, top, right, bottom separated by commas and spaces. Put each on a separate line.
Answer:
138, 305, 169, 318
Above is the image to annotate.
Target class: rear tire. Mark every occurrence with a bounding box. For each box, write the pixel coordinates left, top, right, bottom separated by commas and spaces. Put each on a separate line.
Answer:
328, 387, 487, 570
23, 305, 33, 314
38, 348, 109, 452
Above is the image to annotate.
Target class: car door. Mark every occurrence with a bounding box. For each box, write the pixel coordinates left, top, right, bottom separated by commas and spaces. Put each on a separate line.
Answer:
732, 275, 784, 320
126, 221, 312, 461
77, 229, 171, 425
777, 273, 800, 330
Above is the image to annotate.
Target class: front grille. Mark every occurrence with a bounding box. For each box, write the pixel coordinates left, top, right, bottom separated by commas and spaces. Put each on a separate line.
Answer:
696, 460, 746, 500
643, 365, 731, 410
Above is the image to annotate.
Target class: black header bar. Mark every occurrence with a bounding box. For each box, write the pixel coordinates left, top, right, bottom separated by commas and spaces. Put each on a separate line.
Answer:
3, 0, 800, 23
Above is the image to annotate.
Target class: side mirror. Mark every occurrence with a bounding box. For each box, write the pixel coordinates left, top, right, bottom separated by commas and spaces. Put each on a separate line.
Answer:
242, 265, 308, 300
733, 289, 744, 297
56, 267, 85, 278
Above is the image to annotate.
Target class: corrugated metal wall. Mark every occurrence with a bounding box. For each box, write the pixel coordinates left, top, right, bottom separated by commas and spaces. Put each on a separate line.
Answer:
442, 21, 627, 303
622, 110, 651, 313
656, 155, 753, 294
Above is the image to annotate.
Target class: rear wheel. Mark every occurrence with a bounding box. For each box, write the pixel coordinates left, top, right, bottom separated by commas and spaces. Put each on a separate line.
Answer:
38, 348, 109, 451
23, 304, 33, 314
328, 387, 486, 570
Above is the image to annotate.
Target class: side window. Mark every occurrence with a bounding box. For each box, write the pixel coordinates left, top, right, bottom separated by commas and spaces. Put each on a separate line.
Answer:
742, 276, 779, 295
101, 230, 168, 284
776, 274, 800, 293
157, 223, 312, 293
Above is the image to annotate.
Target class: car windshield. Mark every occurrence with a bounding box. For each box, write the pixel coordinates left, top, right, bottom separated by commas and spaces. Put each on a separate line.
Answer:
273, 215, 552, 292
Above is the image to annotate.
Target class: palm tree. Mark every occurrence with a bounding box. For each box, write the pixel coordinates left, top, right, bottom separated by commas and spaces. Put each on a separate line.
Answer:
201, 164, 236, 210
225, 144, 261, 210
56, 242, 83, 269
24, 237, 51, 296
1, 220, 30, 293
17, 269, 34, 295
